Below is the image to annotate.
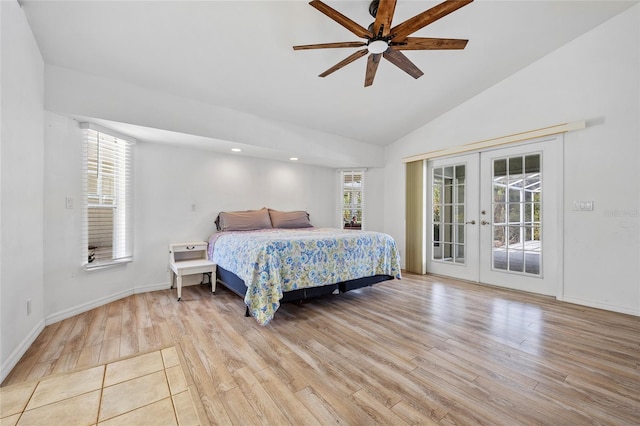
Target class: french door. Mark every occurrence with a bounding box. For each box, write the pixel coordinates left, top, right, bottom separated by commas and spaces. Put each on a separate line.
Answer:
426, 137, 562, 296
425, 153, 480, 281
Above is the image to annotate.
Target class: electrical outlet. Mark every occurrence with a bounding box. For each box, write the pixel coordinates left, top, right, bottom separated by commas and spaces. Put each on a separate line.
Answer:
27, 299, 31, 316
66, 197, 73, 209
191, 203, 197, 212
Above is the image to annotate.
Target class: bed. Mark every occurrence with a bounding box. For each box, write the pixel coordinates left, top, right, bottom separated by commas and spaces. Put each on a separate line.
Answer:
207, 208, 401, 325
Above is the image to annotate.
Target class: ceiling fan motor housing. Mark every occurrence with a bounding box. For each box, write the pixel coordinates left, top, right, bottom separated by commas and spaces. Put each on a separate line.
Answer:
369, 0, 379, 18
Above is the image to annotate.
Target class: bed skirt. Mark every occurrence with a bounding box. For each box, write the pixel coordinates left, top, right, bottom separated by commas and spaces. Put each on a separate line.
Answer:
216, 265, 393, 305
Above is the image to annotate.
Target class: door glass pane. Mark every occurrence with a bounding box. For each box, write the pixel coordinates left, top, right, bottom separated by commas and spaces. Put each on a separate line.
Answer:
508, 204, 520, 223
524, 204, 532, 222
444, 205, 452, 223
444, 166, 454, 181
494, 226, 506, 247
456, 185, 465, 203
444, 224, 452, 242
433, 168, 443, 185
433, 224, 441, 243
525, 155, 540, 173
433, 224, 442, 259
454, 245, 465, 263
494, 159, 507, 177
432, 163, 466, 264
444, 185, 453, 203
508, 251, 524, 272
508, 225, 521, 246
525, 253, 540, 274
455, 205, 465, 224
493, 224, 507, 270
491, 154, 541, 276
509, 188, 521, 202
494, 205, 505, 224
509, 156, 523, 175
494, 183, 506, 203
455, 165, 465, 183
443, 243, 452, 260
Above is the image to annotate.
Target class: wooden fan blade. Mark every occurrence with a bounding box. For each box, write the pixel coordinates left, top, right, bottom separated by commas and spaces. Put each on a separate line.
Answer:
364, 53, 382, 87
390, 0, 473, 41
309, 0, 372, 39
319, 49, 368, 77
372, 0, 397, 38
383, 50, 424, 79
293, 41, 367, 50
391, 37, 468, 50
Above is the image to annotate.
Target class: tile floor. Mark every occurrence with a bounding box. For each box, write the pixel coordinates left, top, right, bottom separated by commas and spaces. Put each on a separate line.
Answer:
0, 347, 202, 425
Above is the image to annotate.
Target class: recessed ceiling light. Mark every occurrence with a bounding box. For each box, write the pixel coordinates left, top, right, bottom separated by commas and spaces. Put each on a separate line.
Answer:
231, 148, 242, 152
289, 157, 299, 161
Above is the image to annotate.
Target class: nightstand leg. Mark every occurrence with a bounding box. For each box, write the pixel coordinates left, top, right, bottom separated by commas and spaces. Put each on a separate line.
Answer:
169, 270, 174, 289
211, 269, 216, 294
177, 275, 182, 301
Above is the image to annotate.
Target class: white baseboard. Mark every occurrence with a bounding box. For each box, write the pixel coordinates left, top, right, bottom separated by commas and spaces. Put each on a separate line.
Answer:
45, 288, 134, 325
560, 295, 640, 317
45, 282, 175, 325
134, 282, 171, 294
1, 319, 45, 384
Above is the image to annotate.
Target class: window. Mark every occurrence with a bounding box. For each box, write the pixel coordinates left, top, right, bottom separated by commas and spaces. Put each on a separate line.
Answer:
81, 123, 134, 267
339, 170, 365, 230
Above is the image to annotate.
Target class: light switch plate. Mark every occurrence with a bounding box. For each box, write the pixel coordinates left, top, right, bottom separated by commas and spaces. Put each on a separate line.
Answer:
572, 201, 594, 211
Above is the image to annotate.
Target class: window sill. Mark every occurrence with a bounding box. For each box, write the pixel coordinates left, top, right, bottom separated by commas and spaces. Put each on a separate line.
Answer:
84, 257, 132, 271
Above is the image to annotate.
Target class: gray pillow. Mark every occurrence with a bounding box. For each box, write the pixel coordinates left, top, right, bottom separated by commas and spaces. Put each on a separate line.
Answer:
268, 209, 312, 228
216, 208, 272, 231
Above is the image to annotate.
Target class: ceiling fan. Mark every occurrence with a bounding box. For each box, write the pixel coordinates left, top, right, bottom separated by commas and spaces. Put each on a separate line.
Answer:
293, 0, 473, 87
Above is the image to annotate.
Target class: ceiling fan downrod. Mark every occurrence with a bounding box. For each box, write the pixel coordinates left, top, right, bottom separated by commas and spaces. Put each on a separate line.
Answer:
367, 0, 387, 42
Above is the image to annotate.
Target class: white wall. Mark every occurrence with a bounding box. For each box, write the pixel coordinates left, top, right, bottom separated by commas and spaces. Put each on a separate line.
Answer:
0, 0, 46, 381
43, 112, 338, 321
363, 167, 385, 232
384, 5, 640, 315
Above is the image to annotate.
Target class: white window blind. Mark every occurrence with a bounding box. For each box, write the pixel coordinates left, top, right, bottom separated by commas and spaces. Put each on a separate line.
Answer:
81, 123, 134, 267
338, 170, 366, 230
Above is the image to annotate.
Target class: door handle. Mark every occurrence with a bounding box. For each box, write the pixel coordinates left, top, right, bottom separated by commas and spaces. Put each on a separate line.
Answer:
465, 220, 476, 225
481, 220, 490, 225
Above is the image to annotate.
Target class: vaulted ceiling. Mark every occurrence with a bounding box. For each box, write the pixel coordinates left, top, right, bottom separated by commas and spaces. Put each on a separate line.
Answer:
22, 1, 636, 159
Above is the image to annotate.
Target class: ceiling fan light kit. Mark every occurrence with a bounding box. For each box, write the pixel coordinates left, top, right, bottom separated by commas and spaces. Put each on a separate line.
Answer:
293, 0, 473, 87
367, 39, 388, 54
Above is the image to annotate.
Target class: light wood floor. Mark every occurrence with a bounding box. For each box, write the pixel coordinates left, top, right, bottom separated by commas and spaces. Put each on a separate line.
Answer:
3, 273, 640, 425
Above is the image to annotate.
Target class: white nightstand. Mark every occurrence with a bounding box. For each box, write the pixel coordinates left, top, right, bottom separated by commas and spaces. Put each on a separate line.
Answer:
169, 241, 216, 301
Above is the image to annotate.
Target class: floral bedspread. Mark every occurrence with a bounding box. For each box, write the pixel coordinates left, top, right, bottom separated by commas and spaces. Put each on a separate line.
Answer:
208, 228, 401, 325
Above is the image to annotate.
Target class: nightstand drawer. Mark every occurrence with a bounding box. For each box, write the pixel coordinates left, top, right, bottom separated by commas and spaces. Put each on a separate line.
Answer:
170, 242, 208, 253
